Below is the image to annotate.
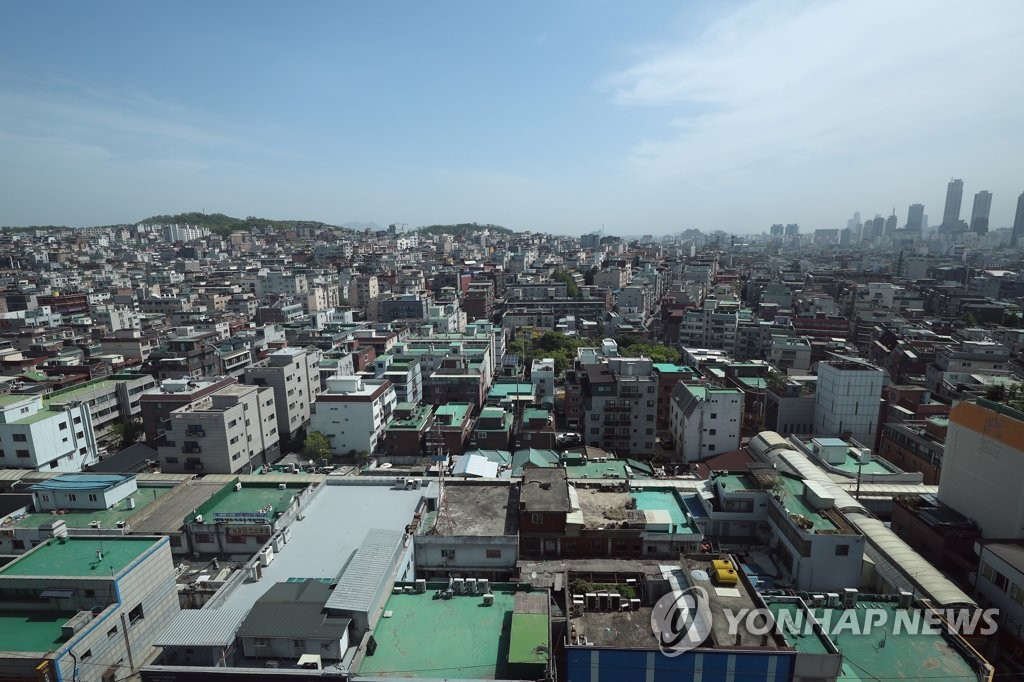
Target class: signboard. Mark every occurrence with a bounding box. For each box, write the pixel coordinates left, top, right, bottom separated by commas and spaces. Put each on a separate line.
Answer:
212, 509, 273, 524
225, 522, 272, 532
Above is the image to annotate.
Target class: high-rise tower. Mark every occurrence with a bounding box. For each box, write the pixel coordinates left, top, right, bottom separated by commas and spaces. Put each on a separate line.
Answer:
942, 178, 964, 230
906, 203, 924, 233
970, 191, 992, 234
1012, 192, 1024, 248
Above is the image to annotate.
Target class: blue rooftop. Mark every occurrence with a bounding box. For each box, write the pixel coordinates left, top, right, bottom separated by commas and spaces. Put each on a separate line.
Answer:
29, 474, 134, 492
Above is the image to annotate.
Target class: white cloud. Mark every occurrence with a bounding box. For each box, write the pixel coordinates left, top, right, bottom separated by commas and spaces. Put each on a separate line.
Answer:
607, 0, 1024, 187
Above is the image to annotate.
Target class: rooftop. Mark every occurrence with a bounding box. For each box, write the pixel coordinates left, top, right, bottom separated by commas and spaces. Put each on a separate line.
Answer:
0, 536, 161, 577
213, 483, 431, 615
424, 483, 518, 536
358, 584, 541, 679
15, 484, 172, 530
192, 484, 299, 524
631, 488, 700, 534
44, 377, 121, 403
0, 611, 75, 653
386, 403, 433, 431
434, 402, 471, 426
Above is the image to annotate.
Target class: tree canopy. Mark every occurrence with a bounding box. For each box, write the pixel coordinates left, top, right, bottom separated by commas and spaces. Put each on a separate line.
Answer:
551, 270, 580, 298
302, 431, 332, 466
417, 222, 513, 237
109, 419, 144, 451
615, 336, 681, 364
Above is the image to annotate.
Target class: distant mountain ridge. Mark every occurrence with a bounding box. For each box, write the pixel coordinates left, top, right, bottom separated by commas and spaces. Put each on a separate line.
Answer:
417, 222, 514, 236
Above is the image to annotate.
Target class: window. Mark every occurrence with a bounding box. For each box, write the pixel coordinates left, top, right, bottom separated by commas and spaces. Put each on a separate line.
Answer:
107, 626, 118, 639
531, 513, 544, 524
228, 419, 237, 428
80, 649, 92, 661
76, 432, 84, 439
835, 544, 850, 556
709, 429, 717, 436
68, 494, 77, 502
293, 639, 305, 649
441, 549, 456, 560
128, 603, 144, 625
74, 416, 82, 424
486, 549, 502, 559
88, 494, 98, 502
13, 434, 26, 442
59, 422, 68, 430
710, 413, 717, 419
165, 456, 179, 464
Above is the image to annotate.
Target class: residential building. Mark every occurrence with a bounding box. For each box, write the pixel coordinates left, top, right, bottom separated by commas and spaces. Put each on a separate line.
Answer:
138, 376, 237, 443
244, 346, 321, 442
0, 394, 98, 472
813, 355, 885, 446
310, 375, 396, 455
669, 384, 743, 462
578, 356, 658, 455
530, 358, 555, 407
939, 399, 1024, 539
159, 383, 280, 474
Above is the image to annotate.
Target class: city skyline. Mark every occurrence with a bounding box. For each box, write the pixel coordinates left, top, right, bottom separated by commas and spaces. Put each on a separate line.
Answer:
1, 1, 1023, 234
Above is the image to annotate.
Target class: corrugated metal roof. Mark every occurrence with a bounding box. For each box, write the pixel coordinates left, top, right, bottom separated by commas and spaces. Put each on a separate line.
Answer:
237, 581, 349, 640
324, 529, 404, 614
155, 609, 246, 648
847, 512, 976, 608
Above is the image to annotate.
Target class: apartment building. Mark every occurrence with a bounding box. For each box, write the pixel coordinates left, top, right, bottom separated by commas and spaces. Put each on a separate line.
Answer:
244, 346, 321, 442
310, 375, 396, 455
579, 356, 658, 455
159, 383, 280, 474
0, 393, 98, 472
669, 384, 743, 462
813, 355, 886, 446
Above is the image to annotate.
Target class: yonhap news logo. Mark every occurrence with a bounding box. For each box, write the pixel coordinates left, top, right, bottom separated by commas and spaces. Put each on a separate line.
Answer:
651, 586, 714, 656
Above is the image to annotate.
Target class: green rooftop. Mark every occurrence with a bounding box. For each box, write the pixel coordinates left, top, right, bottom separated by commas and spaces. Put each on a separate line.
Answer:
766, 601, 832, 654
830, 452, 894, 476
45, 378, 121, 404
15, 485, 172, 529
0, 537, 160, 577
0, 611, 75, 652
434, 403, 471, 426
523, 408, 551, 423
653, 363, 694, 374
386, 404, 433, 431
8, 407, 63, 425
359, 585, 544, 679
816, 603, 979, 682
488, 383, 534, 399
508, 613, 550, 666
715, 473, 839, 532
196, 485, 297, 523
631, 488, 700, 534
736, 377, 767, 389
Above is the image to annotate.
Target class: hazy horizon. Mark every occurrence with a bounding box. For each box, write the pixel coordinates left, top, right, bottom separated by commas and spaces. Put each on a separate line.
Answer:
2, 1, 1022, 235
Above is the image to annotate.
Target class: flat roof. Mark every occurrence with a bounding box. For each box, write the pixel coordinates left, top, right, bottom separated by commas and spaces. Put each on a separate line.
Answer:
631, 488, 700, 534
45, 378, 121, 403
817, 603, 978, 681
29, 473, 133, 492
766, 601, 832, 654
0, 537, 160, 577
212, 483, 431, 615
197, 485, 297, 523
424, 484, 518, 536
15, 484, 172, 530
508, 613, 550, 666
434, 402, 471, 425
358, 584, 537, 678
0, 611, 75, 653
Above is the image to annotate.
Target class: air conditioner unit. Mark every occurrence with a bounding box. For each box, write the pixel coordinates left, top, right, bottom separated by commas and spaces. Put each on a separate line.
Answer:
194, 514, 204, 524
811, 594, 826, 608
415, 579, 427, 594
898, 590, 913, 609
843, 588, 858, 608
234, 482, 243, 492
482, 593, 495, 606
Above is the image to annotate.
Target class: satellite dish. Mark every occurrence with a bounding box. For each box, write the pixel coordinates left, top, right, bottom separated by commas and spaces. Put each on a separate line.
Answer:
531, 572, 537, 580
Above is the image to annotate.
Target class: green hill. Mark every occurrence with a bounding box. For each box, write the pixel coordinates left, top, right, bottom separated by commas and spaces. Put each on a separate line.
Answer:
137, 212, 340, 237
417, 222, 515, 237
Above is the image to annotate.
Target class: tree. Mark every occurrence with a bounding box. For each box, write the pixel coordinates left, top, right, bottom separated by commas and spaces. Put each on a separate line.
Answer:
765, 370, 789, 394
551, 270, 580, 298
583, 267, 597, 286
986, 384, 1007, 402
303, 431, 332, 467
355, 451, 371, 469
616, 336, 681, 364
109, 419, 144, 451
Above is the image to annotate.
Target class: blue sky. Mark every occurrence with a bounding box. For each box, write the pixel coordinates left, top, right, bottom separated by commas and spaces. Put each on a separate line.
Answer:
1, 1, 1022, 234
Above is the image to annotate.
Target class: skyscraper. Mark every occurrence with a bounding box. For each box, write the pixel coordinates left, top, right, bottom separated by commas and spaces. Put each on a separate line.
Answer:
906, 203, 924, 233
942, 178, 964, 229
884, 209, 897, 235
1013, 192, 1024, 248
970, 190, 992, 234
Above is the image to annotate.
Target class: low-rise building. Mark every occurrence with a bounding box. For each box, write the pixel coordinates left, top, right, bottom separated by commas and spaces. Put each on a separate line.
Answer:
669, 384, 743, 462
310, 375, 396, 455
0, 393, 98, 472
